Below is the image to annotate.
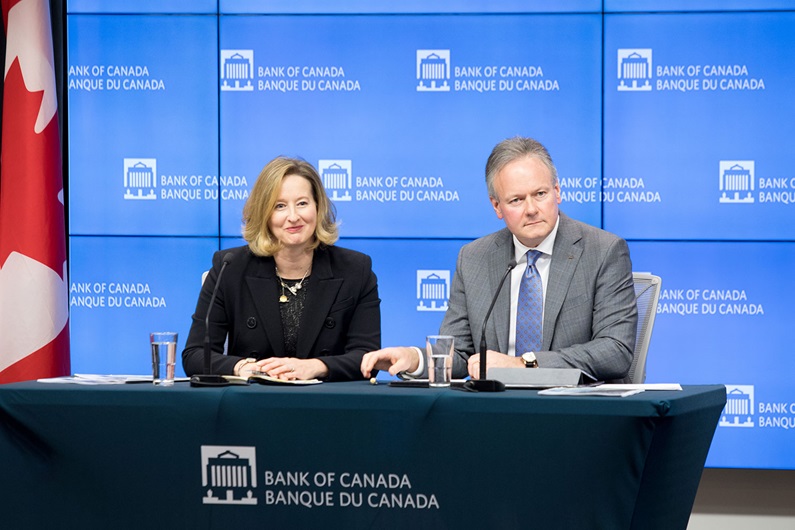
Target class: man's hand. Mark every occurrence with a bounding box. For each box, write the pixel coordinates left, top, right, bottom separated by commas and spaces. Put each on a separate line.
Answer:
467, 349, 523, 379
361, 347, 420, 378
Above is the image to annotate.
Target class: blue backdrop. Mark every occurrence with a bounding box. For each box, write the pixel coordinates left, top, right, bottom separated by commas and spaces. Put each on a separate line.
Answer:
66, 1, 795, 470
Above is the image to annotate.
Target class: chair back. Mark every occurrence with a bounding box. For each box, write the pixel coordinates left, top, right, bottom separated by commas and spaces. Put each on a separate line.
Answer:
628, 273, 662, 384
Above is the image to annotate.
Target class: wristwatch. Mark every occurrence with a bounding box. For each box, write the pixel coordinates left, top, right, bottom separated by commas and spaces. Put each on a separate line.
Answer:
521, 352, 539, 368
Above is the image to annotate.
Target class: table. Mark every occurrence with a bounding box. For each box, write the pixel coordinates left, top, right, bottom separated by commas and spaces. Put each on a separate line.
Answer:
0, 381, 725, 529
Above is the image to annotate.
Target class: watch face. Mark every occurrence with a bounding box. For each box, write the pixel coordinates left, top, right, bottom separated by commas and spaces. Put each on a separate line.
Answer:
522, 352, 538, 367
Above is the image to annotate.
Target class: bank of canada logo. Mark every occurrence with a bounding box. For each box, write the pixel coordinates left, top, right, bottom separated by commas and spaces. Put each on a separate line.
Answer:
417, 270, 450, 311
221, 50, 254, 91
123, 158, 156, 200
617, 49, 652, 92
201, 445, 258, 505
719, 161, 755, 204
720, 385, 755, 428
318, 159, 352, 201
416, 50, 450, 92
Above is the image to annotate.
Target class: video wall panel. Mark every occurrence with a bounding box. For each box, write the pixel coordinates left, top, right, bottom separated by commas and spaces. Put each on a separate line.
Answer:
220, 1, 601, 15
603, 12, 795, 240
219, 14, 603, 238
69, 236, 218, 377
605, 0, 795, 12
629, 241, 795, 469
66, 4, 795, 469
68, 14, 219, 236
67, 0, 217, 14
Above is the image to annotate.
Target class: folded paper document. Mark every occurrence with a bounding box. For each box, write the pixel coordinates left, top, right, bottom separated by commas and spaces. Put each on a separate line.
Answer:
223, 372, 322, 385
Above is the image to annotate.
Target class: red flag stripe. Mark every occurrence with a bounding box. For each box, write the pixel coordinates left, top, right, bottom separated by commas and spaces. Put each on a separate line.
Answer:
0, 0, 69, 383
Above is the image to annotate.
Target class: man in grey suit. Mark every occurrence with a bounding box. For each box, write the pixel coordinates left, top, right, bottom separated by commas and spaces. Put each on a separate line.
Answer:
361, 137, 637, 382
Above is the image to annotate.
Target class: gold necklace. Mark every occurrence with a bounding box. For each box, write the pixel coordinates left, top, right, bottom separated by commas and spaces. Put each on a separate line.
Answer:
276, 265, 311, 303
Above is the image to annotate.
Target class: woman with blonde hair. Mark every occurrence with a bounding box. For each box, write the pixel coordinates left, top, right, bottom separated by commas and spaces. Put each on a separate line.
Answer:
183, 156, 380, 381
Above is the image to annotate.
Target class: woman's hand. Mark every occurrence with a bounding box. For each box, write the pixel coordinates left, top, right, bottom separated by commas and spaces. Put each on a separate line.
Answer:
255, 357, 328, 381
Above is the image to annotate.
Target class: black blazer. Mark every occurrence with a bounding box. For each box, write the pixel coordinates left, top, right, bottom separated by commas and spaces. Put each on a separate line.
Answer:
182, 245, 381, 381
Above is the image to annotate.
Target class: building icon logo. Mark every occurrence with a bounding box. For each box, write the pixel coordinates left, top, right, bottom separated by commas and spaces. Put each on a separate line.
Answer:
417, 270, 450, 311
318, 159, 353, 201
416, 50, 451, 92
617, 49, 652, 91
220, 50, 254, 91
719, 385, 755, 428
200, 445, 258, 505
719, 160, 755, 203
123, 158, 157, 200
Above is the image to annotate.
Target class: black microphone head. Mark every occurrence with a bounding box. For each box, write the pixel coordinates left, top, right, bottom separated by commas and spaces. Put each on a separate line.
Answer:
507, 259, 517, 270
222, 250, 236, 265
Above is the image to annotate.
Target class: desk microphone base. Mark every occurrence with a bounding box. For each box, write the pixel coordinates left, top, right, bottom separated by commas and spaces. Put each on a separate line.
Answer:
190, 374, 235, 387
463, 379, 506, 392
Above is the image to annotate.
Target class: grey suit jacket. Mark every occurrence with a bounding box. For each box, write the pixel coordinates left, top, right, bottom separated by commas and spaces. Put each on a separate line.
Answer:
440, 212, 638, 382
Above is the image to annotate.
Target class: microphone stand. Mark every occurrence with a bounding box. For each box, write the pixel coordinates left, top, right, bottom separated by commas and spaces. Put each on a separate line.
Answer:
464, 260, 516, 392
191, 252, 235, 387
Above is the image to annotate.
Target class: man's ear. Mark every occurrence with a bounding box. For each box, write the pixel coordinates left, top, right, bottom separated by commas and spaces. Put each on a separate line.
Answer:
490, 197, 504, 219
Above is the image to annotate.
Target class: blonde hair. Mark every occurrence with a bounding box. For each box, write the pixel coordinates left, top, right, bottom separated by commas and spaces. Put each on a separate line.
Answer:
242, 157, 338, 256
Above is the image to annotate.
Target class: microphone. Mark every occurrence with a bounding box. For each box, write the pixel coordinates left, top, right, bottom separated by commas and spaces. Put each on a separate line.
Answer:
191, 250, 236, 387
464, 259, 517, 392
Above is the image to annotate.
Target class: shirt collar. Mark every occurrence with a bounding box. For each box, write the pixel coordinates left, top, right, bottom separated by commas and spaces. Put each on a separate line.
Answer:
512, 215, 559, 263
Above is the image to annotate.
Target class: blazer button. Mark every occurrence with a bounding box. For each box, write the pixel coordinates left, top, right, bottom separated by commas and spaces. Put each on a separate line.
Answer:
247, 317, 257, 329
324, 317, 335, 329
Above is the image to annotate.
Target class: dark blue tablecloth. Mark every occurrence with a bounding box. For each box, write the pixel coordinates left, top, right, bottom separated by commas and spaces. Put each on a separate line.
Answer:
0, 381, 725, 530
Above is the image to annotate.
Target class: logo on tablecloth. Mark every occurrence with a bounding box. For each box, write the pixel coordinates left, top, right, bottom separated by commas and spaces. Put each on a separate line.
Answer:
416, 270, 450, 312
201, 445, 258, 504
719, 385, 754, 428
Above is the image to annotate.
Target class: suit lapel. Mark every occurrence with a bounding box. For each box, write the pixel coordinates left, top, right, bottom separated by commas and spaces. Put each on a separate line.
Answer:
544, 214, 582, 349
246, 258, 286, 356
297, 248, 342, 358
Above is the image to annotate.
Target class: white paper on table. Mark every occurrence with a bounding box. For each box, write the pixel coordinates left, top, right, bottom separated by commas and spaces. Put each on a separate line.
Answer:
37, 374, 190, 385
597, 383, 682, 391
37, 374, 131, 384
538, 386, 645, 397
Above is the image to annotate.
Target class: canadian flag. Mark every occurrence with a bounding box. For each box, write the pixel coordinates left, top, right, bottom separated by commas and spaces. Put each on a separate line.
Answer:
0, 0, 69, 382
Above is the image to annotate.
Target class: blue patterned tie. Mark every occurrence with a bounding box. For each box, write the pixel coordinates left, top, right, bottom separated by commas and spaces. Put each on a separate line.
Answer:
516, 250, 543, 355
